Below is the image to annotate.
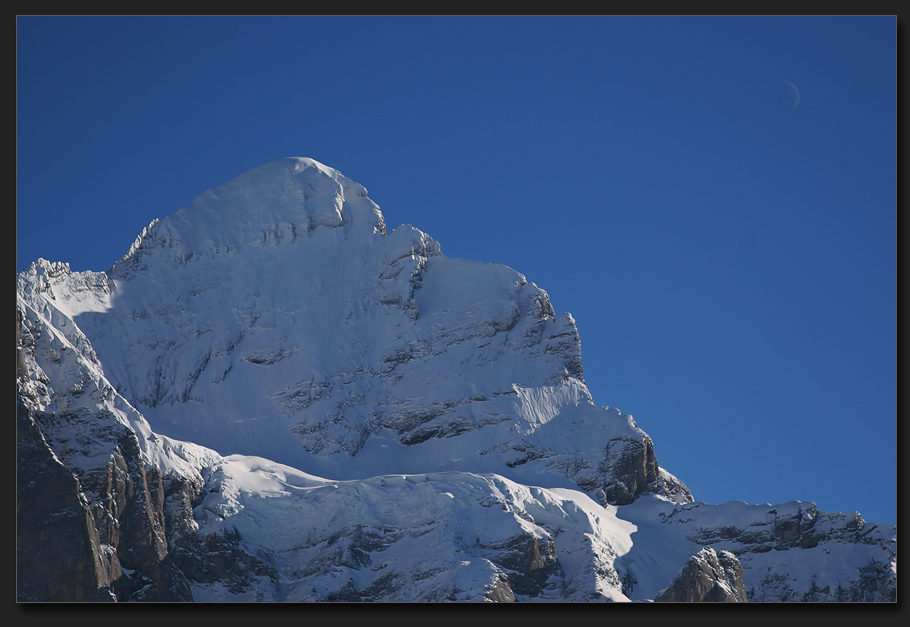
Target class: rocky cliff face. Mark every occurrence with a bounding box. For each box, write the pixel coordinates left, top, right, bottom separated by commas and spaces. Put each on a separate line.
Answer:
17, 399, 116, 602
16, 157, 895, 602
17, 291, 274, 601
612, 496, 896, 602
16, 397, 190, 602
654, 547, 747, 602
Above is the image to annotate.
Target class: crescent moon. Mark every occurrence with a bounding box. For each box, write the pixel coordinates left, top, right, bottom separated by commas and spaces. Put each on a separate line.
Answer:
783, 80, 800, 112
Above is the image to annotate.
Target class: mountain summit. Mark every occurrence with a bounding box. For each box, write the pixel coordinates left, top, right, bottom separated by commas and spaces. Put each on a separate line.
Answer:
16, 158, 896, 602
114, 158, 386, 274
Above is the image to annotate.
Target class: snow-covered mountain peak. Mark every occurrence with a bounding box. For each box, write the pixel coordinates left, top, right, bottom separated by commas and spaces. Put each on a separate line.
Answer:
21, 157, 687, 505
113, 157, 386, 273
17, 156, 896, 602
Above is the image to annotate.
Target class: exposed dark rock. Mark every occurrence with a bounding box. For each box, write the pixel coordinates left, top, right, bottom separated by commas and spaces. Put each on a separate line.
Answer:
655, 547, 747, 602
601, 437, 660, 505
17, 398, 115, 602
578, 436, 692, 506
683, 501, 842, 557
478, 532, 563, 598
17, 393, 191, 601
16, 381, 277, 601
170, 528, 277, 595
770, 502, 819, 549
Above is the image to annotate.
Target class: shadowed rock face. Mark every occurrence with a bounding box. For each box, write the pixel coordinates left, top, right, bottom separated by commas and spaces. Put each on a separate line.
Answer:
17, 396, 186, 602
655, 547, 747, 602
17, 394, 278, 602
17, 399, 116, 602
572, 435, 691, 506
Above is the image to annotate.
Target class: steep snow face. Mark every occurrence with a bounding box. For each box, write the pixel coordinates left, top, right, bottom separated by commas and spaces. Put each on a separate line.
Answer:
19, 157, 684, 504
113, 157, 386, 272
16, 287, 224, 483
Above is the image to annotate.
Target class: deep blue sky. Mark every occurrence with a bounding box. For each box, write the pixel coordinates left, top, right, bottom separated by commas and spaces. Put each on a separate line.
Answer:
17, 16, 896, 525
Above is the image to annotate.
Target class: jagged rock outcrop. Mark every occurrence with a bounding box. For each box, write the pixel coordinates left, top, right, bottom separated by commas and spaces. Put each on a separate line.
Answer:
16, 299, 277, 602
682, 501, 828, 552
654, 547, 747, 602
16, 388, 279, 602
600, 436, 691, 506
613, 497, 897, 602
17, 399, 116, 602
16, 398, 185, 601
